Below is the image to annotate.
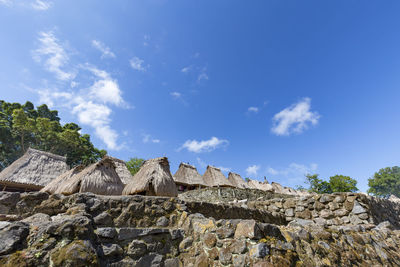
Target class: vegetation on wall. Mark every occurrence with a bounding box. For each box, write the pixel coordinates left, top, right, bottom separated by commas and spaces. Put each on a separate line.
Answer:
0, 100, 106, 170
368, 166, 400, 198
305, 173, 358, 194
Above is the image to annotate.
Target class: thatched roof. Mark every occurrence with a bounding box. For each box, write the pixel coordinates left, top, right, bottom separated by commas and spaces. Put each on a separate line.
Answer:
107, 156, 134, 184
41, 157, 124, 195
0, 148, 69, 187
247, 179, 273, 191
123, 157, 178, 197
173, 163, 207, 187
202, 166, 233, 187
227, 172, 248, 189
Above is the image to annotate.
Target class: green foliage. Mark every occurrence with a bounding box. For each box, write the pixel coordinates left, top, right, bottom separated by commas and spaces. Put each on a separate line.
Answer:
368, 166, 400, 198
126, 157, 145, 176
305, 173, 358, 194
0, 100, 106, 170
329, 175, 358, 193
245, 177, 250, 182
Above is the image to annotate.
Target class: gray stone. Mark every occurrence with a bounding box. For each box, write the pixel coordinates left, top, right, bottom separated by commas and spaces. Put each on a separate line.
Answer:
0, 192, 20, 213
285, 208, 294, 217
296, 228, 311, 242
288, 219, 314, 228
334, 195, 346, 203
249, 243, 269, 258
179, 237, 193, 252
334, 209, 348, 217
97, 227, 117, 239
127, 240, 147, 258
21, 213, 51, 227
118, 227, 169, 240
320, 209, 333, 219
233, 255, 247, 267
375, 221, 395, 230
135, 253, 164, 267
230, 239, 247, 254
94, 212, 113, 226
220, 247, 233, 265
351, 200, 367, 215
318, 241, 330, 249
156, 216, 170, 227
169, 228, 184, 240
0, 222, 29, 256
319, 195, 333, 203
0, 221, 11, 231
102, 243, 123, 257
216, 226, 235, 239
165, 258, 182, 267
358, 213, 369, 220
349, 215, 363, 225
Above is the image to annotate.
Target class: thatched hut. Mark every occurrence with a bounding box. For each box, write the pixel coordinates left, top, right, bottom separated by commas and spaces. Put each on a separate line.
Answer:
173, 163, 207, 192
107, 156, 134, 184
41, 157, 124, 195
247, 179, 273, 192
123, 157, 178, 197
0, 148, 69, 192
202, 166, 233, 188
228, 172, 248, 189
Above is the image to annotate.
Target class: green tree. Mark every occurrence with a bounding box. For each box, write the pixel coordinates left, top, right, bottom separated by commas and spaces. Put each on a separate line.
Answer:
305, 174, 332, 194
126, 157, 145, 176
329, 175, 358, 193
0, 100, 106, 170
368, 166, 400, 198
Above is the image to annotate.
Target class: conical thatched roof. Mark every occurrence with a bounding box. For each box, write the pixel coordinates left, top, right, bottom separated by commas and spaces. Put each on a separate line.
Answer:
202, 166, 233, 187
271, 182, 285, 194
41, 165, 85, 194
107, 156, 134, 184
228, 172, 248, 189
123, 157, 178, 197
247, 179, 273, 192
42, 157, 124, 195
0, 148, 69, 187
173, 163, 207, 187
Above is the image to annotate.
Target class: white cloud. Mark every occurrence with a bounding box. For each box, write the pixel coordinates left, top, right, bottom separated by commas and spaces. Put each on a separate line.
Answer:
247, 107, 259, 113
246, 165, 260, 176
143, 35, 150, 46
271, 97, 320, 136
217, 166, 231, 173
129, 56, 147, 71
181, 66, 191, 73
0, 0, 12, 6
32, 31, 75, 81
170, 92, 181, 99
196, 157, 230, 172
92, 40, 115, 59
180, 137, 229, 153
142, 134, 160, 144
267, 163, 318, 177
31, 0, 51, 10
198, 67, 209, 82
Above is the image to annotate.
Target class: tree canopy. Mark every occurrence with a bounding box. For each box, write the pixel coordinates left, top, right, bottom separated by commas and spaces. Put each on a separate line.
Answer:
305, 173, 358, 194
126, 157, 145, 176
368, 166, 400, 198
0, 100, 106, 170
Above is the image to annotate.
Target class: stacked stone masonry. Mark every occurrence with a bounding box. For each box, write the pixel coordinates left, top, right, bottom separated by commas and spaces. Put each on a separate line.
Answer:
0, 191, 400, 266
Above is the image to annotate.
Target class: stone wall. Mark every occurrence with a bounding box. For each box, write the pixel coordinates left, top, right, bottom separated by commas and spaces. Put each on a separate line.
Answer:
1, 191, 400, 266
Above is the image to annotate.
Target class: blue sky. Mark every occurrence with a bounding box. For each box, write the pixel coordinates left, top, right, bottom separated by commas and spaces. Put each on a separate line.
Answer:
1, 0, 400, 192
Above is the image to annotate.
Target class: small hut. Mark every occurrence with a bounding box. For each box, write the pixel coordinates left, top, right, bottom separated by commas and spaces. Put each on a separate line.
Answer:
247, 179, 273, 192
202, 166, 233, 188
173, 163, 207, 192
123, 157, 178, 197
107, 156, 134, 184
228, 172, 248, 189
0, 148, 69, 192
41, 157, 124, 195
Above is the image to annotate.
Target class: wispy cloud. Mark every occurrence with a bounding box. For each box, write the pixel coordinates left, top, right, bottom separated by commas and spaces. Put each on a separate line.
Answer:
170, 91, 182, 99
271, 97, 320, 136
198, 67, 209, 82
246, 165, 260, 176
247, 107, 259, 113
32, 31, 75, 81
196, 157, 230, 173
31, 0, 51, 10
181, 66, 191, 73
129, 56, 147, 71
33, 32, 128, 150
180, 137, 229, 153
267, 163, 318, 186
92, 40, 115, 59
143, 35, 150, 46
142, 134, 160, 144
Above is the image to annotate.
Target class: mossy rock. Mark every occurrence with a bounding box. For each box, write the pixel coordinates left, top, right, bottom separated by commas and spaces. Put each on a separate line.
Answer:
50, 240, 98, 267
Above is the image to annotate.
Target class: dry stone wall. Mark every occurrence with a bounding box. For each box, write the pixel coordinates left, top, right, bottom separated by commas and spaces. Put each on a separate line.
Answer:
0, 191, 400, 266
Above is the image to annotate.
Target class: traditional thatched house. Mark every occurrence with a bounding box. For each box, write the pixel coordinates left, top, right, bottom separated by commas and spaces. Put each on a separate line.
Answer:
41, 157, 124, 195
107, 156, 134, 185
247, 179, 273, 192
123, 157, 178, 197
228, 172, 248, 189
173, 163, 207, 192
202, 166, 233, 188
0, 148, 69, 192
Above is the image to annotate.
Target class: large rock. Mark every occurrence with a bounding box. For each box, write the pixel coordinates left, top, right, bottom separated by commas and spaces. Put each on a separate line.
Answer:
0, 222, 29, 256
50, 240, 98, 266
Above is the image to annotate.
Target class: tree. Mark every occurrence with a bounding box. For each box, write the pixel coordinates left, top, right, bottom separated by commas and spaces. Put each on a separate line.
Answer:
305, 174, 332, 194
0, 100, 106, 170
126, 157, 145, 176
329, 175, 358, 193
368, 166, 400, 198
305, 173, 358, 194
